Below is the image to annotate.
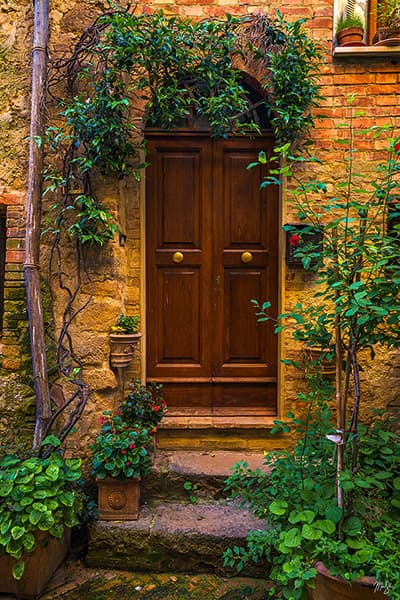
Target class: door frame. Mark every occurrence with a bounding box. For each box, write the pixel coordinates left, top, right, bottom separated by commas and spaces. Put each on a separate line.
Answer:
139, 131, 285, 423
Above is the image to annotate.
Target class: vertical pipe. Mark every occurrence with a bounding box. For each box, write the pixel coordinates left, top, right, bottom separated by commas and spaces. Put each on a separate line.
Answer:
24, 0, 51, 451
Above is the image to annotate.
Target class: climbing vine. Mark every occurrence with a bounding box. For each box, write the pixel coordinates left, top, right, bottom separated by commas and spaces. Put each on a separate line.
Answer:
45, 6, 323, 247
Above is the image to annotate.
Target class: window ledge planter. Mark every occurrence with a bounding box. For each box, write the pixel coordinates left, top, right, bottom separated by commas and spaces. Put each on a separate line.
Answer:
308, 562, 387, 600
0, 529, 70, 599
97, 477, 141, 520
109, 332, 142, 368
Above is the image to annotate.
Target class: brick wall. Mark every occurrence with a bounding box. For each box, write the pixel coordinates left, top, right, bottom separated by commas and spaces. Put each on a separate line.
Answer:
0, 192, 26, 372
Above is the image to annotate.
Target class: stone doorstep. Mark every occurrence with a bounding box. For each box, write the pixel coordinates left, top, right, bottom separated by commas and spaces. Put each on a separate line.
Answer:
141, 450, 268, 503
156, 420, 284, 452
87, 501, 268, 578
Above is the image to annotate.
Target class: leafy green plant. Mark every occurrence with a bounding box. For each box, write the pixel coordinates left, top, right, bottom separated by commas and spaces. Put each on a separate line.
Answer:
119, 379, 166, 428
224, 405, 400, 599
91, 411, 153, 480
377, 0, 400, 30
111, 315, 140, 335
335, 13, 365, 33
183, 481, 199, 504
0, 440, 82, 580
224, 115, 400, 597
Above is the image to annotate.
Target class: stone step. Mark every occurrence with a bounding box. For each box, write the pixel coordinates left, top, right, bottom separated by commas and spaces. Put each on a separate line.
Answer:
157, 417, 283, 452
87, 500, 268, 577
142, 450, 267, 503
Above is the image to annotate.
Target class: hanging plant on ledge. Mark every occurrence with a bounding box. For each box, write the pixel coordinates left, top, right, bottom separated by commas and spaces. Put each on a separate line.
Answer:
44, 7, 323, 248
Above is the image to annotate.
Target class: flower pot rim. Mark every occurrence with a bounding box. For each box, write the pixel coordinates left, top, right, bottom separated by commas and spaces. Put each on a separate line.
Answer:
315, 561, 378, 588
96, 475, 141, 482
109, 331, 142, 340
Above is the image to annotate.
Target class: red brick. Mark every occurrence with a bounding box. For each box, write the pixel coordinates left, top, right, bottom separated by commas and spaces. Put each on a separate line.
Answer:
6, 228, 25, 238
311, 16, 332, 28
334, 74, 374, 85
375, 73, 398, 83
376, 95, 399, 106
5, 250, 24, 264
0, 192, 24, 206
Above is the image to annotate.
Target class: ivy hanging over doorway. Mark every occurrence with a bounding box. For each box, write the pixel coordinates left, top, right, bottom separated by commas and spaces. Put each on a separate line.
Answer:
45, 7, 323, 247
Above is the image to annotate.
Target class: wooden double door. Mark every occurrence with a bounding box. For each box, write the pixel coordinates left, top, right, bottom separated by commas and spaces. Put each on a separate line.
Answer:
145, 133, 279, 417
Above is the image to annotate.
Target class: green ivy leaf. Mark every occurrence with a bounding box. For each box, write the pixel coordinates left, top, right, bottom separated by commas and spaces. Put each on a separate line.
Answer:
12, 559, 25, 580
301, 524, 322, 540
11, 526, 25, 540
269, 500, 288, 516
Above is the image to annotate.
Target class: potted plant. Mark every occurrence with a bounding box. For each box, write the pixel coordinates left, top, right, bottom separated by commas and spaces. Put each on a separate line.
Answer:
223, 119, 400, 598
374, 0, 400, 45
119, 380, 166, 457
335, 13, 365, 46
120, 379, 166, 429
0, 438, 82, 598
91, 411, 153, 520
109, 314, 142, 368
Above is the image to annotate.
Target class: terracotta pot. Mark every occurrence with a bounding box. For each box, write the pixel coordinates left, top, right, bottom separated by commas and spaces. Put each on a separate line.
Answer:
308, 562, 387, 600
336, 26, 365, 46
109, 332, 142, 368
0, 529, 70, 599
97, 477, 140, 520
373, 27, 400, 45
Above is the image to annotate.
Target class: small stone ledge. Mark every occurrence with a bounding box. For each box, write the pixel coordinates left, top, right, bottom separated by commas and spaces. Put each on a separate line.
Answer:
333, 46, 400, 59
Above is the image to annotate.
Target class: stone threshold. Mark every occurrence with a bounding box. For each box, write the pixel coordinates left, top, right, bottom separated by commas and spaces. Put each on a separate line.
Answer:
160, 415, 277, 429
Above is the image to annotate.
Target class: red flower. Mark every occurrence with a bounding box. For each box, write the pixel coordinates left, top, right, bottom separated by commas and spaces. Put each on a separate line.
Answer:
125, 461, 131, 466
99, 416, 105, 424
121, 449, 126, 455
395, 141, 400, 153
289, 234, 301, 247
129, 443, 135, 449
154, 405, 160, 412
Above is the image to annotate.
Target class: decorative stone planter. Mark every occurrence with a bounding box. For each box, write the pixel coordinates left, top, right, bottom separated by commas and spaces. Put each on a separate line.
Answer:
109, 332, 142, 368
0, 529, 70, 599
308, 562, 387, 600
97, 477, 141, 520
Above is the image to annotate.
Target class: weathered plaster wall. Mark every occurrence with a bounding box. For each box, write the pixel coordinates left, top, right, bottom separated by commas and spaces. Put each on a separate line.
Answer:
0, 0, 399, 452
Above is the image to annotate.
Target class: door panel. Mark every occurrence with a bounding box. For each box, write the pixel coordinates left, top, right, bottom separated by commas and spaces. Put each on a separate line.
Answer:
160, 152, 200, 246
146, 133, 278, 417
159, 268, 201, 362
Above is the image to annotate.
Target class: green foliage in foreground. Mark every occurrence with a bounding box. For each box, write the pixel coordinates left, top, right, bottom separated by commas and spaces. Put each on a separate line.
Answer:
224, 405, 400, 599
0, 445, 82, 580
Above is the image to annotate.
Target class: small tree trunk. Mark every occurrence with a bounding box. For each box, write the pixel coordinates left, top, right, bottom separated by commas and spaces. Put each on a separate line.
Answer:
24, 0, 51, 452
335, 315, 344, 511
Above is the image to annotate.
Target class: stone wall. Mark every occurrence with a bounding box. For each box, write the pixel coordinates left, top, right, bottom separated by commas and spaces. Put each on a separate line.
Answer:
0, 0, 399, 452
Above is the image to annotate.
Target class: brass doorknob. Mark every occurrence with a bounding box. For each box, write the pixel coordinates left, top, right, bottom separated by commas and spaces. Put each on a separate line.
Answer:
241, 251, 253, 263
172, 251, 184, 263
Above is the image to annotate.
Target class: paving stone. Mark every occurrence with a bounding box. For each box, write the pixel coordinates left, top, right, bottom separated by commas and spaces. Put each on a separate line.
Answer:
41, 561, 271, 599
